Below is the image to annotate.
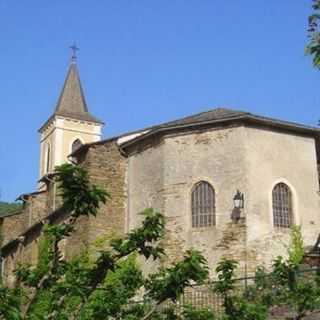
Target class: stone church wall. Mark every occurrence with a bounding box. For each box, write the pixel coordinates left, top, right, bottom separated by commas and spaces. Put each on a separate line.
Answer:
63, 139, 128, 258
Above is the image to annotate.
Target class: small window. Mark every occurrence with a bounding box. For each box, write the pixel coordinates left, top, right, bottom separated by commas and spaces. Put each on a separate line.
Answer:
272, 183, 293, 228
71, 139, 82, 153
191, 181, 216, 228
45, 143, 51, 173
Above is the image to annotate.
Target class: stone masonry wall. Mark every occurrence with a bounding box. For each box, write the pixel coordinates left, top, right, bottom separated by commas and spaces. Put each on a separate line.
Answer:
64, 140, 127, 258
2, 140, 127, 283
1, 212, 27, 247
2, 192, 48, 246
1, 191, 49, 286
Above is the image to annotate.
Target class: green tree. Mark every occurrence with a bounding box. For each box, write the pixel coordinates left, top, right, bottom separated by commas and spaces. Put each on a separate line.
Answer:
211, 226, 320, 320
251, 227, 320, 319
0, 201, 22, 217
306, 0, 320, 67
213, 259, 267, 320
288, 225, 305, 267
0, 164, 213, 320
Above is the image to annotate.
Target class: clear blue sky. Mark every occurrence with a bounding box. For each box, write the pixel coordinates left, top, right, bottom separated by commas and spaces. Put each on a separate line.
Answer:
0, 1, 319, 202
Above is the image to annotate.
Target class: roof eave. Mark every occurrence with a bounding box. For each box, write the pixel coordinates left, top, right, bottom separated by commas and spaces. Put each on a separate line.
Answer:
120, 115, 320, 151
120, 115, 248, 150
38, 114, 55, 133
16, 190, 46, 202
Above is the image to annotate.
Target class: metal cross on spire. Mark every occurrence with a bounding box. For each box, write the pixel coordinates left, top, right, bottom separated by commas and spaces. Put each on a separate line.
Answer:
70, 44, 79, 63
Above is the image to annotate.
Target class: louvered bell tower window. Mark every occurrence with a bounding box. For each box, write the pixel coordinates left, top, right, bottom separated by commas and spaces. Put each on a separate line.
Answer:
191, 181, 216, 228
272, 183, 293, 228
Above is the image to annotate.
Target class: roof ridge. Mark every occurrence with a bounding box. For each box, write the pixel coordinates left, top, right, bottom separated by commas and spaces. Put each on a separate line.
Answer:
156, 107, 249, 128
55, 62, 87, 114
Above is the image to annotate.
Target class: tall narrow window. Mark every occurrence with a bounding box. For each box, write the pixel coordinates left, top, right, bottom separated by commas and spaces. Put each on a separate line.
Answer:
45, 143, 51, 173
191, 181, 215, 228
72, 139, 82, 153
272, 183, 293, 228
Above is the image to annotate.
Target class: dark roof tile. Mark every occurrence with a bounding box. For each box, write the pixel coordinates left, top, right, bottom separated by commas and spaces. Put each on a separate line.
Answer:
39, 61, 103, 132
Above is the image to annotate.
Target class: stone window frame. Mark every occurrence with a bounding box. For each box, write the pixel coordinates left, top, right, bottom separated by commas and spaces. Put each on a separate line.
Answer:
269, 179, 299, 230
191, 180, 216, 228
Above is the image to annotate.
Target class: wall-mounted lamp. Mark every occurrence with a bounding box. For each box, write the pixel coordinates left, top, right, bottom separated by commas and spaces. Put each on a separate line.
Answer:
233, 190, 244, 209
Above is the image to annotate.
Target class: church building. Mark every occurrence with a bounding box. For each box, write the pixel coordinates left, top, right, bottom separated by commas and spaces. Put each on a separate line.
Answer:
2, 53, 320, 285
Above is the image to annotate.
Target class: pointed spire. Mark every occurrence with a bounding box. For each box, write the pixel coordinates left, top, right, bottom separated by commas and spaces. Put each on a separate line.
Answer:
53, 47, 103, 124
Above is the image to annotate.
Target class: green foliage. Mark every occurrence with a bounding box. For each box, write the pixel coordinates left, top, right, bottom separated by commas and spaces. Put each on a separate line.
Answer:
145, 250, 208, 303
267, 256, 320, 319
0, 287, 22, 320
0, 201, 22, 217
306, 0, 320, 67
110, 208, 166, 260
4, 163, 320, 320
288, 225, 305, 266
79, 255, 143, 319
1, 164, 212, 320
27, 289, 54, 320
37, 232, 53, 273
182, 305, 215, 320
214, 259, 238, 296
55, 163, 109, 218
150, 307, 178, 320
213, 259, 268, 320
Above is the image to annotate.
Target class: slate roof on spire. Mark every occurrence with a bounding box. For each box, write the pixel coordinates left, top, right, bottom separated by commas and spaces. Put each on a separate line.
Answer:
53, 61, 103, 124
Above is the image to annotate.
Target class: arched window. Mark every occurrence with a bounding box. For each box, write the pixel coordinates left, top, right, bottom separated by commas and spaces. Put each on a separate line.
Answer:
191, 181, 216, 228
272, 183, 293, 228
71, 139, 82, 153
45, 143, 51, 173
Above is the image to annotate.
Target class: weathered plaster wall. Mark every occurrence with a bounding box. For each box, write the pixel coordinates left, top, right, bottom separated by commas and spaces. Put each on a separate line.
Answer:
127, 125, 320, 275
162, 127, 248, 274
127, 136, 165, 230
244, 127, 320, 269
128, 126, 249, 276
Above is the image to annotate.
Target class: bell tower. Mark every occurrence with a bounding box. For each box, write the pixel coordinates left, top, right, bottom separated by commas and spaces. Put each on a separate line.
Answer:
38, 47, 104, 181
